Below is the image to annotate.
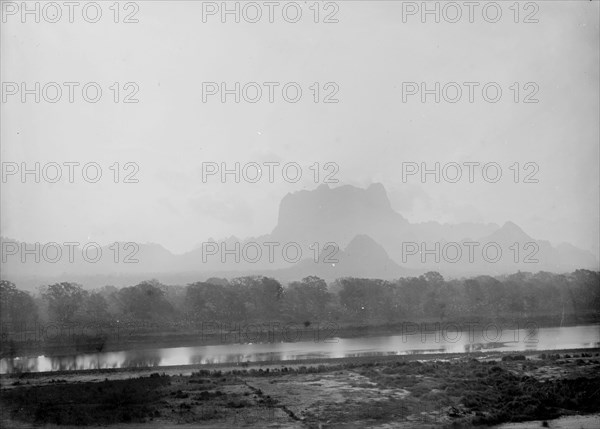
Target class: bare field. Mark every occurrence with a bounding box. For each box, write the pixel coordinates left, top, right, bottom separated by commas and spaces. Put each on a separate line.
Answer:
1, 349, 599, 428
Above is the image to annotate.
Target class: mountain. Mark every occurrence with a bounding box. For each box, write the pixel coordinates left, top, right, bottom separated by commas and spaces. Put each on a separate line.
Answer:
269, 183, 501, 260
479, 221, 533, 244
1, 184, 597, 288
271, 183, 410, 247
0, 238, 179, 276
273, 234, 408, 281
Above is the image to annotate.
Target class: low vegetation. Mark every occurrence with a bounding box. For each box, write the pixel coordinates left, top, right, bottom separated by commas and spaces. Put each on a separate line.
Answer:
1, 352, 599, 427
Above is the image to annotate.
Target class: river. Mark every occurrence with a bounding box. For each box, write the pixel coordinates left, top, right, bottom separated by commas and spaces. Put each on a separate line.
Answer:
1, 324, 598, 374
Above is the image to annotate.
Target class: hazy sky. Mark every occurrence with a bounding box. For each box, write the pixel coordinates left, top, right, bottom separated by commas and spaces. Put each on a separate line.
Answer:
1, 1, 599, 256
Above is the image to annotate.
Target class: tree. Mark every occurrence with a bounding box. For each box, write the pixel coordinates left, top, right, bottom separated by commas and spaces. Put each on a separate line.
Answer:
464, 278, 485, 315
0, 280, 38, 325
283, 276, 331, 320
230, 276, 283, 320
41, 282, 87, 323
338, 278, 394, 322
84, 292, 110, 321
185, 281, 230, 321
117, 280, 174, 321
422, 271, 445, 287
398, 276, 429, 318
421, 272, 445, 319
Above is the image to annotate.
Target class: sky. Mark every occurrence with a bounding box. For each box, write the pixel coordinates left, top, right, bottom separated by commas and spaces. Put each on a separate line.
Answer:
1, 0, 599, 257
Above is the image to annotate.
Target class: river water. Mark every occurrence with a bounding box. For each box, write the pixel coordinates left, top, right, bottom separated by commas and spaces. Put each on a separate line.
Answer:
1, 324, 598, 374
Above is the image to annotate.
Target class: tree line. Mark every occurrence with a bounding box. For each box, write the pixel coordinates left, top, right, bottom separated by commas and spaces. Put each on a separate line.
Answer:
1, 270, 598, 329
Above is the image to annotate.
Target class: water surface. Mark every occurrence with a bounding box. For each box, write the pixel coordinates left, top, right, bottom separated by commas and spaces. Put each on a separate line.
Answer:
2, 324, 598, 374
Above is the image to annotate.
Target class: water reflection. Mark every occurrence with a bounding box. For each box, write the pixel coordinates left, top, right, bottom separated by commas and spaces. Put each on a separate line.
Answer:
1, 324, 598, 374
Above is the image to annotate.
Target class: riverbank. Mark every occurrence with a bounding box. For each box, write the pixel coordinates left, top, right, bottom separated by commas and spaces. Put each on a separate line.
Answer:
1, 348, 599, 428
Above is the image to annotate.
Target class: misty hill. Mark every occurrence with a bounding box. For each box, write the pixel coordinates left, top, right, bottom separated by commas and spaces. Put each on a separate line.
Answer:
1, 183, 598, 288
271, 183, 410, 246
273, 234, 409, 281
269, 183, 499, 255
266, 185, 598, 276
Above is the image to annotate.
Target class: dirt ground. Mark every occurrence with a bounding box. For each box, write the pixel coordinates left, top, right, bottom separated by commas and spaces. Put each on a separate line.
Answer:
491, 414, 600, 429
1, 349, 599, 428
